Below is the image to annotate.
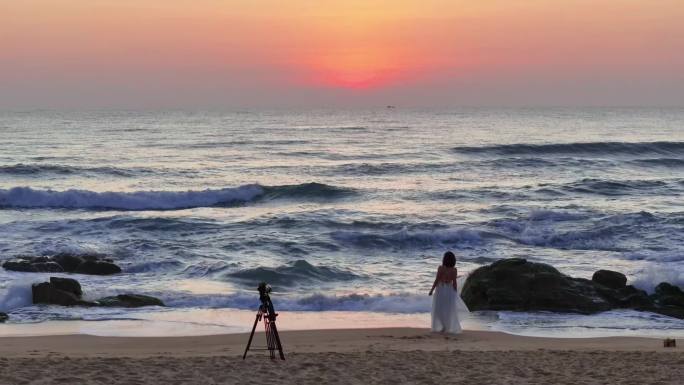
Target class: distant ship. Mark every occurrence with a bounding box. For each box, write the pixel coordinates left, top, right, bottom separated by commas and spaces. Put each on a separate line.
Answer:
386, 105, 396, 109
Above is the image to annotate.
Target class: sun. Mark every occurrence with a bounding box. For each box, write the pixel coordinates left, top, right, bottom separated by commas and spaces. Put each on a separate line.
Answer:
307, 51, 404, 89
292, 3, 423, 90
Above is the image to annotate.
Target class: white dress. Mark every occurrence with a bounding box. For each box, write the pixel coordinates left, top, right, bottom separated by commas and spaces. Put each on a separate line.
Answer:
431, 278, 469, 334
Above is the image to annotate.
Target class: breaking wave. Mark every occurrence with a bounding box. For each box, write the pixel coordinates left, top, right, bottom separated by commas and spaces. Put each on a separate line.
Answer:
226, 260, 363, 286
0, 182, 354, 210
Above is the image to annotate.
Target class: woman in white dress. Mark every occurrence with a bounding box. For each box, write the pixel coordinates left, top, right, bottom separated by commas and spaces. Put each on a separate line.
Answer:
429, 251, 467, 334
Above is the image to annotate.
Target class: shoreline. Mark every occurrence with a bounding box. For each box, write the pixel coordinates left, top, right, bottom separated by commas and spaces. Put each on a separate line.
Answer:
1, 307, 683, 340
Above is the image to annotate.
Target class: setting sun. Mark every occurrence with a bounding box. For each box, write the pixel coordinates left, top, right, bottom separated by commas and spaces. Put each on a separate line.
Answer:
306, 51, 405, 89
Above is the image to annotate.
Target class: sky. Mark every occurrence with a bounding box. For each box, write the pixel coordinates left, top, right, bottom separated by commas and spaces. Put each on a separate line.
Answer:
2, 0, 684, 109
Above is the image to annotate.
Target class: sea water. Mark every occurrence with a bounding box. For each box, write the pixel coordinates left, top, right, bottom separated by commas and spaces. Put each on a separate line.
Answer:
1, 108, 683, 337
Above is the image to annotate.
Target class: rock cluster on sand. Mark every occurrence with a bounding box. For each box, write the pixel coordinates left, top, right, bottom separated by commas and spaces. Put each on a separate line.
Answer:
461, 258, 684, 319
2, 254, 122, 275
31, 277, 164, 308
0, 312, 8, 323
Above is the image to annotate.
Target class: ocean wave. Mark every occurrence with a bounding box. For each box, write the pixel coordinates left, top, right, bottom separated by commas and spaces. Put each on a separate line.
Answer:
488, 211, 662, 252
559, 179, 670, 196
453, 141, 684, 156
526, 209, 589, 221
261, 182, 356, 200
432, 178, 680, 202
185, 139, 310, 148
472, 157, 616, 169
234, 213, 438, 233
329, 162, 458, 176
0, 182, 354, 210
102, 216, 223, 232
0, 163, 148, 177
126, 259, 185, 273
31, 240, 118, 260
631, 158, 684, 168
331, 228, 487, 249
164, 291, 430, 313
429, 188, 533, 202
333, 162, 413, 176
226, 260, 363, 286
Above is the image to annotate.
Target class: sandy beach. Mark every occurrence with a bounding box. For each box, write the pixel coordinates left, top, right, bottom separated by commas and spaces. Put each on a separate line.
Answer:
0, 328, 681, 384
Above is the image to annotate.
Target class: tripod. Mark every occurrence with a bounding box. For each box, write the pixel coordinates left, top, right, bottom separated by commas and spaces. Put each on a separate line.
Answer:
242, 301, 285, 360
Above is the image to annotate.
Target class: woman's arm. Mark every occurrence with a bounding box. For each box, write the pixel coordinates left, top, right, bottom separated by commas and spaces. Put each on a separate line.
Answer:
429, 267, 441, 296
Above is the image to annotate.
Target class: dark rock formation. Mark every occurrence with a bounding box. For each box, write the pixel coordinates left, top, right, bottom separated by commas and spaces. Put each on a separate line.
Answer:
50, 277, 82, 296
461, 258, 684, 319
52, 254, 85, 272
74, 260, 122, 275
649, 283, 684, 319
653, 282, 684, 307
461, 258, 611, 314
30, 276, 164, 309
32, 281, 94, 307
96, 294, 165, 308
592, 270, 627, 289
0, 312, 8, 323
2, 255, 121, 275
2, 258, 64, 273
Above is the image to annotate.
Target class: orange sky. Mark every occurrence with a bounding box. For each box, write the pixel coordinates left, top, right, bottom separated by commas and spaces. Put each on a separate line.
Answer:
2, 0, 684, 108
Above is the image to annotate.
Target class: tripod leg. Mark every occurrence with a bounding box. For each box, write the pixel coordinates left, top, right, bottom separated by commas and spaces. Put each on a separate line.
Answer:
264, 318, 275, 359
269, 321, 285, 360
242, 311, 261, 360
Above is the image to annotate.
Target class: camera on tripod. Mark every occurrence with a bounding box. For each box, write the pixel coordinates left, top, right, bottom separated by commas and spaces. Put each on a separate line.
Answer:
243, 282, 285, 360
258, 282, 275, 317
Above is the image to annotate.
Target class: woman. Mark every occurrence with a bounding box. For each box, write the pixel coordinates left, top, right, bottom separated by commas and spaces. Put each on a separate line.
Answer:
429, 251, 467, 334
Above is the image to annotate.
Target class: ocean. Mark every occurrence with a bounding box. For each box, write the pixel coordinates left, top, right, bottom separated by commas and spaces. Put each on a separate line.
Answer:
1, 108, 683, 337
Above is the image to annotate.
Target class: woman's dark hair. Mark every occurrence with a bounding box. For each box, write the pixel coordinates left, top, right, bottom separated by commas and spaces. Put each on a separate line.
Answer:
442, 251, 456, 267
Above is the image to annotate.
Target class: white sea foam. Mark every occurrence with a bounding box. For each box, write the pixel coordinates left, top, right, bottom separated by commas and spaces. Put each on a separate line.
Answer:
631, 265, 684, 293
0, 283, 35, 312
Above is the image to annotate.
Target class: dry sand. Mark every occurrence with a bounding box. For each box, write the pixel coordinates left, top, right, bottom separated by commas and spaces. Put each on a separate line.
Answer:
0, 328, 682, 384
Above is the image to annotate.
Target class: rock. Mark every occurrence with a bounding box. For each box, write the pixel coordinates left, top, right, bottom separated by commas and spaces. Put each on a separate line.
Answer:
2, 260, 39, 272
652, 282, 684, 308
74, 260, 122, 275
0, 313, 8, 323
31, 282, 52, 304
2, 255, 121, 275
96, 294, 164, 308
592, 270, 627, 289
30, 277, 161, 309
49, 277, 82, 296
461, 258, 684, 319
33, 262, 64, 273
31, 280, 95, 307
52, 254, 85, 272
461, 258, 612, 314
